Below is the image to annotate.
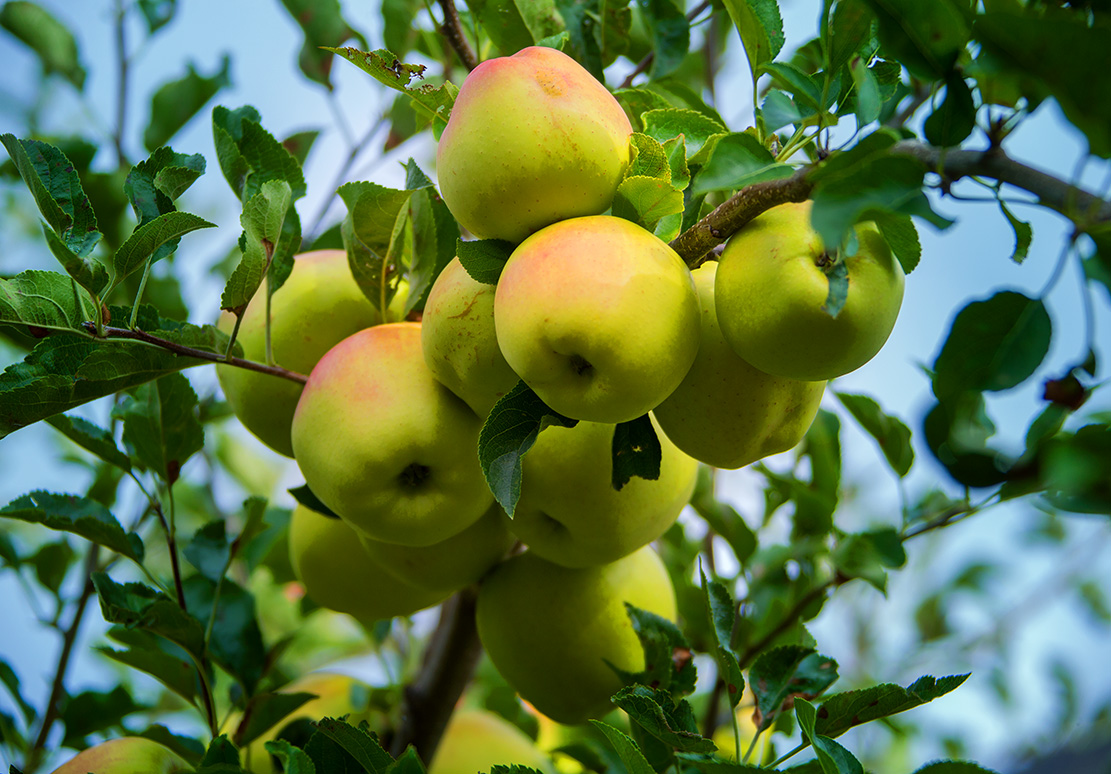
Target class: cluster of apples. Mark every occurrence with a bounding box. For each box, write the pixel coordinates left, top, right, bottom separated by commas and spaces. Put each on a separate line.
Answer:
213, 45, 905, 735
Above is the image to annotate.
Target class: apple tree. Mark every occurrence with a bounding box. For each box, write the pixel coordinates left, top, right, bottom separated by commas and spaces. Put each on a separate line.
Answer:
0, 0, 1109, 772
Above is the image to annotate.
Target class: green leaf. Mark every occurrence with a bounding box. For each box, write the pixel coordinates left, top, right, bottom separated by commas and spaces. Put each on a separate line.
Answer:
327, 48, 457, 135
828, 0, 875, 75
617, 604, 697, 696
143, 56, 232, 152
457, 239, 515, 286
759, 62, 823, 109
0, 492, 144, 562
637, 0, 689, 80
234, 692, 319, 748
822, 260, 850, 319
469, 0, 563, 55
869, 210, 920, 274
830, 528, 906, 592
612, 176, 685, 228
723, 0, 785, 79
834, 392, 914, 476
137, 0, 177, 34
278, 0, 367, 90
266, 739, 317, 774
97, 644, 198, 706
312, 717, 393, 773
613, 685, 716, 753
60, 686, 146, 748
478, 381, 578, 516
911, 763, 1000, 774
211, 105, 307, 203
693, 132, 793, 195
795, 698, 863, 774
816, 674, 969, 738
932, 291, 1052, 400
611, 414, 662, 490
407, 187, 459, 314
923, 394, 1011, 488
221, 180, 293, 312
0, 658, 37, 724
975, 12, 1111, 158
41, 224, 110, 298
761, 89, 807, 133
861, 0, 969, 79
138, 725, 205, 765
849, 56, 881, 126
641, 108, 725, 160
590, 721, 656, 774
200, 735, 242, 767
46, 413, 132, 471
113, 211, 215, 286
28, 539, 74, 593
0, 270, 95, 334
923, 75, 976, 148
662, 137, 690, 192
124, 147, 206, 224
0, 1, 85, 89
184, 575, 265, 692
339, 180, 413, 313
184, 520, 230, 582
998, 201, 1031, 264
93, 573, 207, 660
289, 484, 340, 519
627, 133, 672, 180
749, 646, 838, 730
700, 571, 746, 708
113, 372, 203, 483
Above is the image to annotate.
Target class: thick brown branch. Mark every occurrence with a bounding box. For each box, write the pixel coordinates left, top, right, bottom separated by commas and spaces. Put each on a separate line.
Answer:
438, 0, 478, 71
390, 588, 483, 761
82, 323, 309, 385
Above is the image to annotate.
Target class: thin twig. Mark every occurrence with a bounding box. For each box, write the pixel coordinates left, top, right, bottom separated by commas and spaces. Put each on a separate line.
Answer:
153, 500, 187, 609
304, 113, 390, 243
113, 0, 129, 166
438, 0, 478, 71
736, 581, 838, 670
619, 0, 714, 89
80, 323, 309, 385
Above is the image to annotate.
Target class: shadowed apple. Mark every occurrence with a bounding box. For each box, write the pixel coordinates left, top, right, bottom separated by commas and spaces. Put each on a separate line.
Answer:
50, 737, 190, 774
428, 709, 555, 774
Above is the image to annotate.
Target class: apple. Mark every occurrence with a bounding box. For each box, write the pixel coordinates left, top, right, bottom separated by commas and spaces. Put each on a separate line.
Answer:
421, 256, 519, 416
289, 504, 448, 623
714, 201, 904, 382
653, 261, 826, 468
242, 671, 381, 773
476, 545, 677, 725
358, 502, 514, 595
217, 249, 399, 457
50, 737, 190, 774
436, 46, 633, 244
509, 418, 697, 567
290, 322, 494, 546
494, 215, 701, 423
428, 709, 554, 774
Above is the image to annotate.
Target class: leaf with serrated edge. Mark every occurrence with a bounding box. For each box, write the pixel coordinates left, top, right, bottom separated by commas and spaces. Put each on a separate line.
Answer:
1, 492, 143, 562
327, 47, 457, 134
612, 685, 716, 753
113, 372, 204, 483
722, 0, 785, 77
113, 211, 215, 287
641, 109, 725, 160
457, 239, 515, 285
611, 414, 662, 490
221, 180, 292, 312
613, 176, 685, 229
46, 414, 132, 471
814, 674, 970, 738
835, 392, 914, 476
92, 573, 206, 659
314, 717, 394, 772
590, 721, 656, 774
626, 133, 672, 181
0, 270, 94, 333
143, 56, 231, 152
796, 697, 864, 774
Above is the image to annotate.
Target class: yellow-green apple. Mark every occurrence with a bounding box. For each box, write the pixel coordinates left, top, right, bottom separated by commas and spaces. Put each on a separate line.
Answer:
421, 256, 519, 415
429, 709, 554, 774
290, 322, 493, 546
358, 502, 514, 595
436, 46, 633, 243
509, 419, 697, 567
289, 504, 447, 623
715, 201, 904, 382
653, 261, 826, 468
50, 737, 190, 774
494, 216, 701, 423
476, 545, 677, 724
216, 250, 399, 457
242, 671, 382, 773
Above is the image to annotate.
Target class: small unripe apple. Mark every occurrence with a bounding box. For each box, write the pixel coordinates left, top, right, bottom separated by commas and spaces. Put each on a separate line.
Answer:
421, 256, 519, 415
50, 737, 190, 774
429, 709, 554, 774
495, 215, 701, 423
216, 250, 398, 457
653, 261, 826, 468
476, 546, 677, 725
437, 46, 633, 243
289, 504, 447, 623
715, 201, 904, 382
291, 322, 493, 546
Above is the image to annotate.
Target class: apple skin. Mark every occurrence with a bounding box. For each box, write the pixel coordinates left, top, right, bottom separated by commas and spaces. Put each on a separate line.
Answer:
421, 256, 519, 416
653, 261, 826, 469
476, 546, 677, 725
429, 709, 554, 774
289, 504, 448, 623
50, 737, 190, 774
216, 250, 396, 457
509, 418, 697, 568
290, 322, 493, 546
494, 216, 701, 423
715, 201, 905, 382
437, 46, 633, 244
358, 502, 514, 595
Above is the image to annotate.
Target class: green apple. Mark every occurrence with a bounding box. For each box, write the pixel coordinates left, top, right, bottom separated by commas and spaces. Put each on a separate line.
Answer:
437, 46, 633, 243
494, 215, 701, 423
289, 504, 448, 623
51, 737, 190, 774
653, 261, 826, 468
429, 709, 554, 774
509, 418, 697, 567
291, 322, 493, 546
421, 256, 519, 415
216, 249, 400, 457
715, 201, 904, 382
358, 502, 514, 595
476, 546, 677, 725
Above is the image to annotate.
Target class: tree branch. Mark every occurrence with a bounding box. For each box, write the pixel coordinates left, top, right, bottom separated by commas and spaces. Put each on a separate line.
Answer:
438, 0, 478, 72
389, 588, 483, 761
82, 323, 309, 385
619, 0, 713, 90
